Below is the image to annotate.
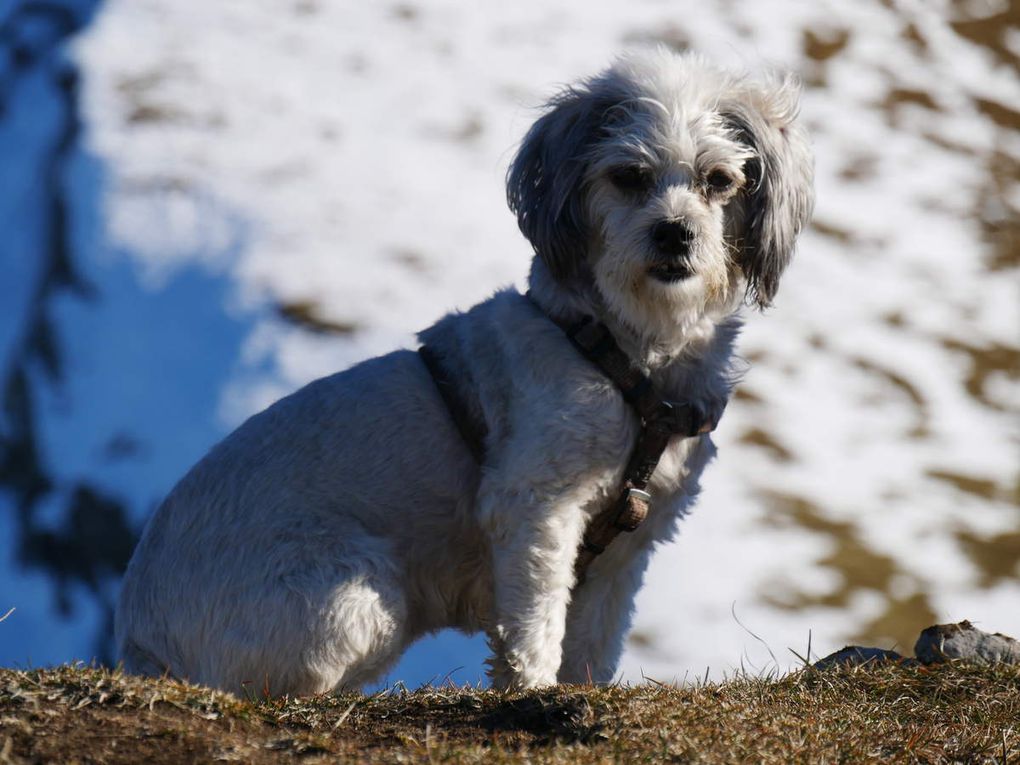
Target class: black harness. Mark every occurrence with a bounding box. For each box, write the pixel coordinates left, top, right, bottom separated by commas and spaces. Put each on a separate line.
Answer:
418, 294, 720, 584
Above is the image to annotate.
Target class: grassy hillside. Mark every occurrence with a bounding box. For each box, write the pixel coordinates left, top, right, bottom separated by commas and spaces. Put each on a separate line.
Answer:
1, 662, 1017, 763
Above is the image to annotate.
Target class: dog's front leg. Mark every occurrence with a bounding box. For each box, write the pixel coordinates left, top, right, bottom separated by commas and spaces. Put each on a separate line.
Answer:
557, 550, 651, 684
481, 487, 588, 690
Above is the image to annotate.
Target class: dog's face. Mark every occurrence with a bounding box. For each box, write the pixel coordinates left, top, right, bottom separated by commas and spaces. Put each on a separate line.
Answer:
508, 50, 814, 335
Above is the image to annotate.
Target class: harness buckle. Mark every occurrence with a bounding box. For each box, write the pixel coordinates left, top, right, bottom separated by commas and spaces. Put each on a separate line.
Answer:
628, 487, 652, 501
650, 399, 715, 438
614, 487, 652, 532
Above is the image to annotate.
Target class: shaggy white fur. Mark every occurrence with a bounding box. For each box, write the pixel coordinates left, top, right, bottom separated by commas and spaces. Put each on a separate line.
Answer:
115, 49, 813, 695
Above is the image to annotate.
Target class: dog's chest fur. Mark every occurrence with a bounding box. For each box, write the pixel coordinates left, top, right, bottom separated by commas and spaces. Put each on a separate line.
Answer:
419, 289, 738, 577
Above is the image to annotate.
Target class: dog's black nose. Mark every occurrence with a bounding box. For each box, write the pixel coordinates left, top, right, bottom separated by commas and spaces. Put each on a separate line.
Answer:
652, 220, 693, 257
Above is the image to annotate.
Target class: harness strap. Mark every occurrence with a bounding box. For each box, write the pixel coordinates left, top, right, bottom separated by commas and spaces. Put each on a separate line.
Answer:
418, 345, 487, 463
553, 316, 709, 436
535, 302, 718, 584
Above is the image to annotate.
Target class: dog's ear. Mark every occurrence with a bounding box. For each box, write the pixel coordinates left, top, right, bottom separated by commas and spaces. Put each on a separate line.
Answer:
723, 74, 814, 308
507, 86, 616, 284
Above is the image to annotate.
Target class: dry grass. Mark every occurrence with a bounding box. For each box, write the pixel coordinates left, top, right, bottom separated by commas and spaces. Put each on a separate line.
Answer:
1, 662, 1018, 763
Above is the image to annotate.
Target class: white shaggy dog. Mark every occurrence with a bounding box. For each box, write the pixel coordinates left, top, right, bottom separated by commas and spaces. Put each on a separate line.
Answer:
116, 49, 813, 695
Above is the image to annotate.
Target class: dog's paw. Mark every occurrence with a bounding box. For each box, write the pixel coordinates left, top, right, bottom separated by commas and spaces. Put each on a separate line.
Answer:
485, 653, 514, 691
486, 647, 559, 691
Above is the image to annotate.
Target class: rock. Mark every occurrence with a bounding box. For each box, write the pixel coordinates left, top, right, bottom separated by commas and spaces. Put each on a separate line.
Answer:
914, 621, 1020, 665
812, 646, 913, 670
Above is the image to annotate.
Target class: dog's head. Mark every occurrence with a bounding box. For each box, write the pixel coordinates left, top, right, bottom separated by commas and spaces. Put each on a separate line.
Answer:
508, 50, 814, 333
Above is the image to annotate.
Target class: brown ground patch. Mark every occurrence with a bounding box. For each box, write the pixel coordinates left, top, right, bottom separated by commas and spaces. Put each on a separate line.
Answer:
926, 469, 1008, 502
838, 153, 880, 182
276, 301, 360, 335
733, 386, 765, 405
851, 357, 929, 438
810, 218, 855, 243
883, 87, 940, 112
802, 27, 850, 62
760, 492, 898, 602
739, 428, 794, 462
977, 148, 1020, 272
852, 592, 938, 652
974, 97, 1020, 132
900, 22, 928, 55
949, 1, 1020, 69
801, 27, 850, 88
940, 338, 1020, 411
758, 492, 935, 652
957, 526, 1020, 587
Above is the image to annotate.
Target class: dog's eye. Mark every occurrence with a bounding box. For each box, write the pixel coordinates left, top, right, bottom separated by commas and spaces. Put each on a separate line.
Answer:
705, 170, 734, 193
608, 165, 654, 193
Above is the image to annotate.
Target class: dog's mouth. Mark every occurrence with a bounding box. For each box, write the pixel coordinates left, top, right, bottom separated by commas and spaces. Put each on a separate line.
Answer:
648, 262, 694, 283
